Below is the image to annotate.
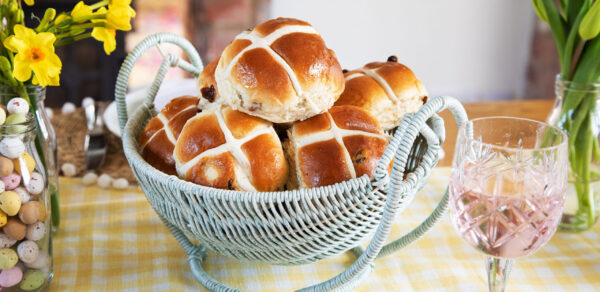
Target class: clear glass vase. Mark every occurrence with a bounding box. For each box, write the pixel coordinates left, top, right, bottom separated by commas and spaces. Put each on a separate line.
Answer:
0, 114, 53, 291
547, 76, 600, 232
0, 85, 60, 234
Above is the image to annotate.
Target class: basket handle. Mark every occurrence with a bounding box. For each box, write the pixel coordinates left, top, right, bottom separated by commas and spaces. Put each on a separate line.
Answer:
299, 96, 467, 292
114, 33, 204, 133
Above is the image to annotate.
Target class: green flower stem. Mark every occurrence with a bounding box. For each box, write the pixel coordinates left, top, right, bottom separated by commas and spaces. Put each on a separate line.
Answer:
89, 0, 109, 11
54, 22, 105, 34
543, 0, 568, 62
562, 2, 590, 78
55, 32, 94, 46
45, 14, 106, 33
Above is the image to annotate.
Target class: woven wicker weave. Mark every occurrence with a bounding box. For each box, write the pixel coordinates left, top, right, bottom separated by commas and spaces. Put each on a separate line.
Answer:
115, 33, 468, 291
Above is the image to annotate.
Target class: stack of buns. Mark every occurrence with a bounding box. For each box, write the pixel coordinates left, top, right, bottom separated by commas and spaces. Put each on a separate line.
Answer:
139, 17, 428, 191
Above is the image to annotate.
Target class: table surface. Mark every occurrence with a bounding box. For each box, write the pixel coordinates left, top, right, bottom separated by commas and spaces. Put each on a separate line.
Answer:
50, 99, 600, 291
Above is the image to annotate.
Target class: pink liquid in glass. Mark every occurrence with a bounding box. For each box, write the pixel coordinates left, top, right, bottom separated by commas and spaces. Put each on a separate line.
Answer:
449, 173, 565, 259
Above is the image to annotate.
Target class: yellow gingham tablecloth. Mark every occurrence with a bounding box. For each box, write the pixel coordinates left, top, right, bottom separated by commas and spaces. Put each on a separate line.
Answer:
50, 167, 600, 291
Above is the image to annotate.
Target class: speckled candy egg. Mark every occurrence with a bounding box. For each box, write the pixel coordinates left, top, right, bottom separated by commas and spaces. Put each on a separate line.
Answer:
0, 232, 16, 248
0, 180, 5, 193
24, 252, 48, 270
1, 172, 21, 190
20, 269, 44, 291
0, 266, 23, 287
14, 187, 31, 204
19, 201, 41, 225
0, 209, 6, 227
26, 221, 46, 241
0, 138, 25, 159
6, 98, 29, 115
0, 156, 14, 177
0, 248, 18, 269
25, 172, 43, 196
0, 107, 5, 125
17, 240, 39, 264
4, 218, 26, 240
0, 190, 21, 215
14, 152, 35, 175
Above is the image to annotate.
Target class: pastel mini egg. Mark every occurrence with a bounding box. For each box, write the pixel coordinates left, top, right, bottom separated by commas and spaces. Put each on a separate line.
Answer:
0, 156, 13, 177
19, 201, 41, 225
26, 221, 46, 241
4, 113, 28, 134
0, 248, 19, 270
112, 178, 129, 189
0, 266, 23, 287
17, 240, 39, 264
61, 102, 75, 114
0, 138, 25, 159
82, 172, 98, 186
1, 172, 21, 190
0, 232, 17, 248
38, 203, 46, 221
4, 218, 26, 240
0, 190, 21, 215
44, 107, 53, 119
0, 180, 5, 193
0, 209, 6, 227
97, 174, 112, 189
0, 107, 5, 125
25, 172, 43, 196
20, 269, 44, 291
6, 98, 29, 115
14, 152, 35, 175
24, 252, 48, 270
61, 163, 76, 177
14, 187, 31, 204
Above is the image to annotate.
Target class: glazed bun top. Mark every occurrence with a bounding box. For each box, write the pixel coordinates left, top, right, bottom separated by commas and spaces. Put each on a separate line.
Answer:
288, 105, 389, 188
335, 58, 427, 130
215, 17, 345, 123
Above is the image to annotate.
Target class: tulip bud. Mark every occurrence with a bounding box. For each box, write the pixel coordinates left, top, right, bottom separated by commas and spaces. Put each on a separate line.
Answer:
7, 1, 17, 15
579, 1, 600, 40
532, 0, 549, 22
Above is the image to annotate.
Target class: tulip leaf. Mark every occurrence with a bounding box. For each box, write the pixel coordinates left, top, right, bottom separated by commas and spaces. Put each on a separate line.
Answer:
579, 0, 600, 40
533, 0, 549, 22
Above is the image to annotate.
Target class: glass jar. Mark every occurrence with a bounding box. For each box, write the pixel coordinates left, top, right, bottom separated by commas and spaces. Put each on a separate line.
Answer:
0, 114, 53, 291
0, 85, 60, 234
547, 76, 600, 232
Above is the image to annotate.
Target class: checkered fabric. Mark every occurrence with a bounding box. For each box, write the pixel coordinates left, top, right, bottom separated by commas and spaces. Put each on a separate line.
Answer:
51, 167, 600, 291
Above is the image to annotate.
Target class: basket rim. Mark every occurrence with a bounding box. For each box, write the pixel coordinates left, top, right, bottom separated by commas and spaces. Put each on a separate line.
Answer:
123, 103, 379, 199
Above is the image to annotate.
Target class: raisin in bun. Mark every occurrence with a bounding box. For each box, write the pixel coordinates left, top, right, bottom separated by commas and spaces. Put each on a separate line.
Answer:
138, 96, 199, 175
197, 57, 221, 110
173, 104, 288, 191
335, 56, 427, 130
287, 105, 389, 188
215, 17, 345, 123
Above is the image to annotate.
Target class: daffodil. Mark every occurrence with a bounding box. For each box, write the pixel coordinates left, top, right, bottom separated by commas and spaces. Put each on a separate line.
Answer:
3, 25, 62, 87
24, 0, 34, 6
71, 1, 93, 22
54, 14, 70, 26
91, 7, 116, 55
106, 0, 135, 31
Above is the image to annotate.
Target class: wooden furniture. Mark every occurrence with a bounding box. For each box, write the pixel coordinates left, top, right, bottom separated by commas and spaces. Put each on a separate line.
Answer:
438, 99, 554, 166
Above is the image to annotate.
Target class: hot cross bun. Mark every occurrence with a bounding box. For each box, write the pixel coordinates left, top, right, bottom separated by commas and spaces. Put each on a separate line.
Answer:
286, 105, 389, 188
173, 104, 288, 191
138, 96, 199, 175
335, 57, 427, 130
215, 17, 345, 123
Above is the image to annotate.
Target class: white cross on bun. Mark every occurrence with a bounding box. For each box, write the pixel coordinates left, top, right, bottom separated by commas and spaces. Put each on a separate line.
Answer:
286, 105, 389, 189
335, 58, 428, 130
173, 104, 288, 191
215, 17, 345, 123
138, 96, 199, 175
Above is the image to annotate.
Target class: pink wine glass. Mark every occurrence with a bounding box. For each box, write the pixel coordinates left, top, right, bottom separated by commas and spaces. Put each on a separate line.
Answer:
449, 117, 568, 292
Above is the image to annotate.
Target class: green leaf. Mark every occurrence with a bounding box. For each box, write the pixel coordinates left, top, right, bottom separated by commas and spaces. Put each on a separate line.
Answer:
579, 0, 600, 39
533, 0, 549, 22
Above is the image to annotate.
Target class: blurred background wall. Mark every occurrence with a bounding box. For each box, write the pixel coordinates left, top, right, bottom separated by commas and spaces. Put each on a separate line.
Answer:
29, 0, 561, 106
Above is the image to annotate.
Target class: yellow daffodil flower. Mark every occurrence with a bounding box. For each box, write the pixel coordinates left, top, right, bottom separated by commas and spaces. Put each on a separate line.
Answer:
91, 7, 117, 55
24, 0, 34, 6
71, 1, 93, 22
54, 14, 70, 25
3, 25, 62, 87
106, 0, 136, 31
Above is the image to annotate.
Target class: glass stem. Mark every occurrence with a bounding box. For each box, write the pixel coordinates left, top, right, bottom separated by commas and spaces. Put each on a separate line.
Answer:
485, 256, 513, 292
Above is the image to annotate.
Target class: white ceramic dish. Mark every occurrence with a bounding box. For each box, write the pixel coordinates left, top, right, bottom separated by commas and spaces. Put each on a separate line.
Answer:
105, 78, 198, 137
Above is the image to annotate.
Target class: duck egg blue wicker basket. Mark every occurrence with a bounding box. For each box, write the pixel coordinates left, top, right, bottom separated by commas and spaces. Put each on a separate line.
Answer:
114, 33, 468, 292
